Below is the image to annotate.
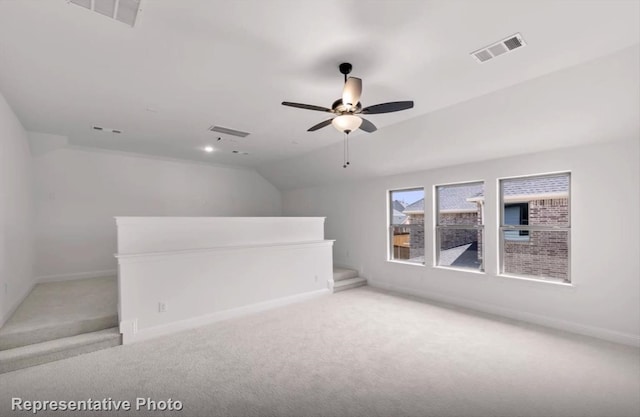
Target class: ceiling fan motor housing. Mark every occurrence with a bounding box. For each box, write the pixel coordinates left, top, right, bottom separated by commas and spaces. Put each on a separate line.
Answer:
331, 99, 362, 114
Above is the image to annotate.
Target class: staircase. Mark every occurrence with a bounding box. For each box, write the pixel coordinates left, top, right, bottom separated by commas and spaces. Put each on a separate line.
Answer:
332, 267, 367, 293
0, 277, 121, 374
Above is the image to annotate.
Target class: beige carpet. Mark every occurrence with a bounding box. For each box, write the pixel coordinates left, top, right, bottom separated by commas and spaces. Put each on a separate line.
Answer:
0, 277, 118, 351
1, 276, 117, 334
0, 286, 638, 417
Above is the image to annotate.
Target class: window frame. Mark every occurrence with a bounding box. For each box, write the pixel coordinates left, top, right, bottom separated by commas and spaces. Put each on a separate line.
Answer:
498, 172, 571, 283
434, 180, 485, 273
387, 186, 426, 265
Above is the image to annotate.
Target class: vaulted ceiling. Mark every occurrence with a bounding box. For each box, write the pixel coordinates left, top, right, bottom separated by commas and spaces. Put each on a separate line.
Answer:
0, 0, 638, 175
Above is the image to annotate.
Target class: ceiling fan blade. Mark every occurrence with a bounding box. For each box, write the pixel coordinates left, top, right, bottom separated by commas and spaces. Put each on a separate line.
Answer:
342, 77, 362, 107
359, 118, 377, 133
282, 102, 333, 113
307, 118, 334, 132
361, 101, 414, 114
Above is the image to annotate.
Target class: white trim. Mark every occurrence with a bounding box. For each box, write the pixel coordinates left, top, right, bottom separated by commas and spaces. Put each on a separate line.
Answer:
36, 269, 118, 283
504, 192, 569, 202
368, 280, 640, 347
438, 208, 478, 214
115, 216, 326, 225
386, 259, 425, 267
121, 288, 331, 344
1, 282, 35, 327
116, 240, 335, 261
497, 273, 573, 287
469, 192, 569, 203
434, 265, 485, 275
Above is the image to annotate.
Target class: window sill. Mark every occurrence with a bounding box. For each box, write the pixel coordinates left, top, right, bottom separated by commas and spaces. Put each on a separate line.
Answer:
386, 259, 425, 267
497, 273, 574, 287
434, 265, 485, 275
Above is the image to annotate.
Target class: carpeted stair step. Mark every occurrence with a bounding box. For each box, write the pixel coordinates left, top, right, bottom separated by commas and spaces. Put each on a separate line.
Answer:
0, 314, 118, 351
0, 327, 121, 374
333, 267, 359, 282
333, 277, 367, 293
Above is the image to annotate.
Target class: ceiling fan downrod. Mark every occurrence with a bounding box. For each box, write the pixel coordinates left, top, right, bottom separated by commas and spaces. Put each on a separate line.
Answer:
339, 62, 352, 83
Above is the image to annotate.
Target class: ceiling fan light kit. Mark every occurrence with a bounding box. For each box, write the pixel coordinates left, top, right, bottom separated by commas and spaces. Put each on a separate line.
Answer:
282, 62, 414, 167
332, 114, 362, 134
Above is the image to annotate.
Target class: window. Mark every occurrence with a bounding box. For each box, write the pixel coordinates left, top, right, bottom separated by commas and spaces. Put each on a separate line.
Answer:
435, 182, 485, 271
499, 173, 571, 282
388, 188, 425, 264
504, 203, 529, 240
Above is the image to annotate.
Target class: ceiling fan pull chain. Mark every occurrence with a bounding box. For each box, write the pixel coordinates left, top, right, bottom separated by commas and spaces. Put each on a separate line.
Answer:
343, 132, 347, 168
346, 134, 350, 166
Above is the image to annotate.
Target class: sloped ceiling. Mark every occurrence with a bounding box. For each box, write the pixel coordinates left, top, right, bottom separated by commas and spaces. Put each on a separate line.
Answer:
258, 45, 640, 189
0, 0, 638, 180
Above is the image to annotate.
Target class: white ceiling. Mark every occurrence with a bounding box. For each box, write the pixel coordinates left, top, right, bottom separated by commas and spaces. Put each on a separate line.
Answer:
259, 45, 640, 189
0, 0, 638, 169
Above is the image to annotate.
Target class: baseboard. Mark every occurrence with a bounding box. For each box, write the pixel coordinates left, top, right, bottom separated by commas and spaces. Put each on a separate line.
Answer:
1, 281, 35, 328
122, 288, 331, 345
368, 279, 640, 348
36, 269, 117, 283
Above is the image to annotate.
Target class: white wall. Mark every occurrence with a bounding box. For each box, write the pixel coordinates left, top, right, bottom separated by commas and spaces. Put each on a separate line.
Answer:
0, 91, 35, 325
115, 217, 332, 344
282, 139, 640, 346
33, 148, 283, 279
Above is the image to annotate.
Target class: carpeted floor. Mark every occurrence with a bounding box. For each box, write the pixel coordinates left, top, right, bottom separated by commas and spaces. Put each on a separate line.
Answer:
0, 276, 117, 335
0, 286, 638, 417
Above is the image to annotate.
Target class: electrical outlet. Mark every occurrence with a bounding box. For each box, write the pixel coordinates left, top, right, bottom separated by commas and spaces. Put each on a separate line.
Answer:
158, 302, 166, 313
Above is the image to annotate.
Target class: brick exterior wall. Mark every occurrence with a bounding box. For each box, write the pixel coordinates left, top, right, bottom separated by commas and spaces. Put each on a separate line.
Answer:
439, 212, 479, 251
408, 214, 425, 259
504, 198, 569, 280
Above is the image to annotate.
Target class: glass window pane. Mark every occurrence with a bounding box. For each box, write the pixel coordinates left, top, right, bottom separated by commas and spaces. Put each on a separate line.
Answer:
391, 224, 424, 262
389, 188, 424, 263
438, 227, 483, 271
502, 229, 569, 281
437, 182, 484, 225
501, 174, 570, 227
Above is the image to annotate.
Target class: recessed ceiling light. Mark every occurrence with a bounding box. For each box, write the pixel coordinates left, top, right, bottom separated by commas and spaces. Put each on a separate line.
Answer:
232, 150, 249, 155
204, 146, 214, 153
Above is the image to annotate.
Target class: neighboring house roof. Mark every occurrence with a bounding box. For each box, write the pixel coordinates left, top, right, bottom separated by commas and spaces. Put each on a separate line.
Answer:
392, 209, 407, 224
438, 184, 484, 212
401, 176, 568, 213
392, 200, 406, 212
403, 199, 424, 214
469, 175, 569, 201
502, 175, 569, 197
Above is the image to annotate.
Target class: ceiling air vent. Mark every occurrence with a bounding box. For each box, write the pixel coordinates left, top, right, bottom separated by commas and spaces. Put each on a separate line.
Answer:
93, 125, 122, 134
208, 126, 250, 138
69, 0, 142, 27
471, 33, 526, 64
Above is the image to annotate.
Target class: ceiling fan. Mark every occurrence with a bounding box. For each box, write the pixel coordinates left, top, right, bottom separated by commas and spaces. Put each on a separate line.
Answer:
282, 63, 414, 135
